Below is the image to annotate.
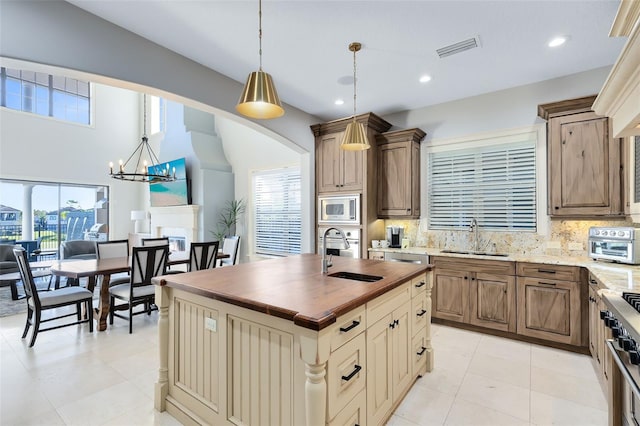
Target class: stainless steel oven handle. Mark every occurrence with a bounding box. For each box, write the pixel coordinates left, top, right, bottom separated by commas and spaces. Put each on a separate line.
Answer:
606, 339, 640, 397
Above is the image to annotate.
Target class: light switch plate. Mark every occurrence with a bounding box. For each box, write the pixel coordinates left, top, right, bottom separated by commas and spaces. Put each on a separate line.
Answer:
205, 317, 217, 332
568, 242, 583, 251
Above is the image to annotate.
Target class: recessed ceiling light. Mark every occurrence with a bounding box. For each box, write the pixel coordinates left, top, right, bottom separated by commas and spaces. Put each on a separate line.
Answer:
334, 99, 344, 105
419, 75, 432, 83
548, 36, 568, 47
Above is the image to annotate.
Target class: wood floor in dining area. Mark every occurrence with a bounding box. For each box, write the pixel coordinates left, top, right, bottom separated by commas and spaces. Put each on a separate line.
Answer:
0, 308, 607, 425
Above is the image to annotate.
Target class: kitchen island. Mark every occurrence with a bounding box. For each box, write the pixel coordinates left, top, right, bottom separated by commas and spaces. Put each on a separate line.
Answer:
152, 253, 433, 426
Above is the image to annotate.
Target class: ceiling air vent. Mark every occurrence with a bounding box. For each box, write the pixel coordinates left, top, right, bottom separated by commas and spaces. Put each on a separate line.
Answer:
436, 36, 480, 58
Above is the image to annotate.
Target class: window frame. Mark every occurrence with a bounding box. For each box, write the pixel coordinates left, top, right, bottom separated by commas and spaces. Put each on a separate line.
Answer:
0, 67, 92, 126
425, 124, 547, 235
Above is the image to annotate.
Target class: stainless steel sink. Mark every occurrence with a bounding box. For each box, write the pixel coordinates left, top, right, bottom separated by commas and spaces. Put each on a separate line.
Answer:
328, 271, 383, 282
440, 249, 509, 257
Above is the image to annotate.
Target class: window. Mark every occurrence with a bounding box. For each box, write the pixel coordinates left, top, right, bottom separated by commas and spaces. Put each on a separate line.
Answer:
0, 67, 90, 124
427, 129, 539, 232
150, 95, 166, 134
0, 179, 108, 255
253, 167, 301, 256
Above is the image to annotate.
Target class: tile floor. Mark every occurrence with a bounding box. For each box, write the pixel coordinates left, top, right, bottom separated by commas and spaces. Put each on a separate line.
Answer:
0, 310, 607, 425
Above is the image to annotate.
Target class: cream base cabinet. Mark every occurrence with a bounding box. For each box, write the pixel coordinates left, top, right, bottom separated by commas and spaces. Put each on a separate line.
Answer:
155, 271, 433, 426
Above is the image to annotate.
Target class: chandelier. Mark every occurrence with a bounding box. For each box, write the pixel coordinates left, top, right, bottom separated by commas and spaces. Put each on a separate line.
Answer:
109, 94, 176, 183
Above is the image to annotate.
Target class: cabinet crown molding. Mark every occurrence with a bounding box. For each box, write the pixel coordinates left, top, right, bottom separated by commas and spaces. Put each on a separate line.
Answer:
537, 95, 598, 120
375, 128, 427, 144
310, 112, 392, 136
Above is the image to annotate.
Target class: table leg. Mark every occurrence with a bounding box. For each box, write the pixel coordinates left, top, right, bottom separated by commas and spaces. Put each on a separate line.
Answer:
95, 274, 111, 332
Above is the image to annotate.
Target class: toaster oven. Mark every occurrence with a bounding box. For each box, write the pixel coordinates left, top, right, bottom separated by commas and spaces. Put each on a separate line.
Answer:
588, 226, 640, 265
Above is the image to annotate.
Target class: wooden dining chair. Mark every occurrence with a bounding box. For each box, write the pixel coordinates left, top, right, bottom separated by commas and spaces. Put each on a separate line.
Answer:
141, 237, 170, 247
13, 247, 93, 347
219, 236, 240, 267
96, 239, 130, 286
189, 241, 219, 271
109, 244, 168, 334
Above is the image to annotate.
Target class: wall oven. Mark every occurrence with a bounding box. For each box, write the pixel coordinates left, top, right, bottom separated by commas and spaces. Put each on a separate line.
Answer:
589, 227, 640, 265
318, 194, 360, 225
317, 227, 360, 259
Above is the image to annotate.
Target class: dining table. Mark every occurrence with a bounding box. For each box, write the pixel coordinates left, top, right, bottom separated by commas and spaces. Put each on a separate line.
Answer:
49, 252, 229, 331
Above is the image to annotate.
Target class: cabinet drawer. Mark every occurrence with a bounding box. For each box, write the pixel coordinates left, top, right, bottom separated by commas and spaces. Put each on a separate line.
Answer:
330, 305, 366, 352
327, 333, 366, 420
411, 331, 428, 377
367, 281, 411, 326
411, 295, 428, 337
433, 256, 515, 275
517, 262, 580, 281
411, 273, 429, 298
328, 389, 366, 426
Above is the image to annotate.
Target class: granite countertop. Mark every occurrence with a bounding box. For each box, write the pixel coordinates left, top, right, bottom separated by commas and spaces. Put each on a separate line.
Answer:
370, 246, 640, 294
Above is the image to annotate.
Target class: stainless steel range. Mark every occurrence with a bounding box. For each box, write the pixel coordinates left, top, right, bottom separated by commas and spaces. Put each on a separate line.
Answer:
601, 290, 640, 424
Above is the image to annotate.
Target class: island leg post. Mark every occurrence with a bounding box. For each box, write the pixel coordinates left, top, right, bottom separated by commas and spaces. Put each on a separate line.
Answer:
155, 285, 169, 411
425, 274, 434, 371
299, 329, 331, 426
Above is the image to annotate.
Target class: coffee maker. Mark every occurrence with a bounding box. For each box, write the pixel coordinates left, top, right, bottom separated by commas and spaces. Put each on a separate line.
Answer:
386, 226, 404, 248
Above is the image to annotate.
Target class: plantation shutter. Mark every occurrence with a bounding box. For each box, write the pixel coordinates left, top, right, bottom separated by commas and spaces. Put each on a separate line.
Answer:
428, 141, 536, 231
253, 167, 302, 256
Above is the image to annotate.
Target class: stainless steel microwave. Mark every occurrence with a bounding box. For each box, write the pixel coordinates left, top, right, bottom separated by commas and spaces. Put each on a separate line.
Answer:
588, 226, 640, 265
318, 194, 360, 224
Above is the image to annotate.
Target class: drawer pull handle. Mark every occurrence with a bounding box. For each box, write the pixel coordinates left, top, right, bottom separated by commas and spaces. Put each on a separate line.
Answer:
415, 281, 426, 288
341, 364, 362, 382
339, 320, 360, 333
538, 281, 557, 286
417, 346, 427, 356
537, 269, 556, 274
417, 309, 427, 317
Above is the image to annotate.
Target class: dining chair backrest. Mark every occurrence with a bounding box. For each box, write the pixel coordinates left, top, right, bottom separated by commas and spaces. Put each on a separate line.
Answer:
189, 241, 219, 271
130, 245, 168, 288
96, 239, 129, 259
220, 236, 240, 266
141, 237, 170, 247
13, 247, 38, 307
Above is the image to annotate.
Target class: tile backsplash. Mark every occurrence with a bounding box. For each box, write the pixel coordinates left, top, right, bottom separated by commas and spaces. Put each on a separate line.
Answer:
384, 218, 634, 257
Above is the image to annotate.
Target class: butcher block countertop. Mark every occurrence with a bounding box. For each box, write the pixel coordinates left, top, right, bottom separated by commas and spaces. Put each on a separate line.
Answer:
153, 253, 431, 331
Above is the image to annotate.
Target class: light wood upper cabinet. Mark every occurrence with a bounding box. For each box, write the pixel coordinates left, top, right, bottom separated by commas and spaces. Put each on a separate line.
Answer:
316, 131, 364, 193
376, 128, 426, 218
539, 97, 625, 217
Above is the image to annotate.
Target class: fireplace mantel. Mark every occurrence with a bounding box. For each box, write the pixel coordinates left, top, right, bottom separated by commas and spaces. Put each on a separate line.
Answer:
149, 205, 200, 249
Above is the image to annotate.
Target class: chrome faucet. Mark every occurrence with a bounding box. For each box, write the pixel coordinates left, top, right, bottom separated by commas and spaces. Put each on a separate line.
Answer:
469, 218, 479, 253
321, 227, 350, 274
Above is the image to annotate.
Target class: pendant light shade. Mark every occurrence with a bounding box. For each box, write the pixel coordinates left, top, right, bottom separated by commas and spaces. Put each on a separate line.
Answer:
341, 120, 369, 151
236, 0, 284, 119
341, 42, 370, 150
237, 70, 284, 119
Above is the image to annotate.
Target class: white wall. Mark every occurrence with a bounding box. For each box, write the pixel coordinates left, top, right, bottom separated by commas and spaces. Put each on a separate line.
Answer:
216, 119, 304, 261
383, 66, 611, 141
0, 83, 146, 239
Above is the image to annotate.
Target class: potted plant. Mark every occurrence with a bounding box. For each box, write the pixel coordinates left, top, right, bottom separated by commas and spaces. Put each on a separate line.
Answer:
210, 199, 246, 242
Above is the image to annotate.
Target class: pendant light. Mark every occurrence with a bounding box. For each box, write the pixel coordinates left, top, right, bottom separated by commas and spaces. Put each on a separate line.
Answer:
341, 42, 369, 151
109, 94, 176, 183
236, 0, 284, 119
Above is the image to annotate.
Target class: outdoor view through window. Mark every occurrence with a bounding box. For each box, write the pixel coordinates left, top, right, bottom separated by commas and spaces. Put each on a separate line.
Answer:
0, 179, 108, 259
